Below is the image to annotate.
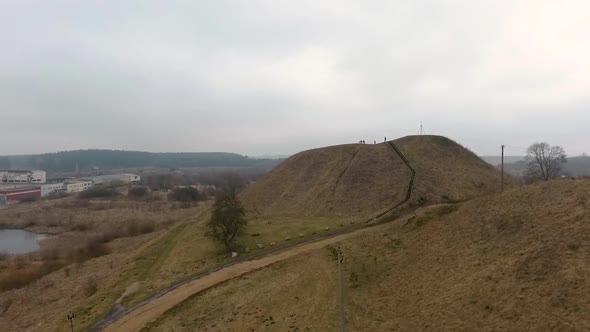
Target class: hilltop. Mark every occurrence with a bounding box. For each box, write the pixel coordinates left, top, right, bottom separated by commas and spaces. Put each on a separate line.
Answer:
149, 179, 590, 331
241, 135, 502, 221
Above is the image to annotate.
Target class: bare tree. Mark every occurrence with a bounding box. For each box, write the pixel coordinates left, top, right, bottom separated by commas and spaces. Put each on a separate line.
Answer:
209, 192, 246, 250
525, 142, 567, 181
222, 171, 246, 194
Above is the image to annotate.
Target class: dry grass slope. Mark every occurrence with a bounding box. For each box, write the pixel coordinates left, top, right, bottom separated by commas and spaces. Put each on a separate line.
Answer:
241, 143, 410, 220
150, 180, 590, 331
394, 135, 503, 204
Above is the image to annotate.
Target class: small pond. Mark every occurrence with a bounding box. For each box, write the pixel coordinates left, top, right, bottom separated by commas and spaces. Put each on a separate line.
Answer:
0, 229, 46, 255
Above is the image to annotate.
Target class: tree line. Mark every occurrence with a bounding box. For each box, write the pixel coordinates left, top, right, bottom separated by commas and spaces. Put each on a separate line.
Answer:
0, 149, 282, 174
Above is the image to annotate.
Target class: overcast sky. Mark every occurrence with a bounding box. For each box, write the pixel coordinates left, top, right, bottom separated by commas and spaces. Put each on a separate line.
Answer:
1, 1, 588, 156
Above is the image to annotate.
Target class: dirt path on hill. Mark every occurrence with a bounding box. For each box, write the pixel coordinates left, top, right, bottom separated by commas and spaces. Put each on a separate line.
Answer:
91, 141, 418, 332
100, 227, 375, 332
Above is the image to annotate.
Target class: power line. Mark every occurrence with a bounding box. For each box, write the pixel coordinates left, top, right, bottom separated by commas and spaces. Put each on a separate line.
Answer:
338, 246, 346, 332
68, 311, 76, 332
501, 145, 505, 192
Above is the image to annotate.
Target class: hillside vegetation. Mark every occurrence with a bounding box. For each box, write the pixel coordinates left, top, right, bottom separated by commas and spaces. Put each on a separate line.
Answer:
149, 179, 590, 331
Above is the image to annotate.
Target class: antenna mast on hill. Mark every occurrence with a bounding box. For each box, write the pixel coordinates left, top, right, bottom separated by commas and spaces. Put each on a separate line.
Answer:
419, 122, 424, 135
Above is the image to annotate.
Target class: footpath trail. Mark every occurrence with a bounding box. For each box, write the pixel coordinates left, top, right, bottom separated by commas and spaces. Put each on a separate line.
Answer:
101, 226, 381, 332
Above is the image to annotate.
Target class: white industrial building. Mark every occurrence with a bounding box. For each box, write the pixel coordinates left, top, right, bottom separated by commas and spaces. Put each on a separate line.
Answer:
65, 180, 93, 193
41, 183, 65, 197
85, 173, 141, 185
0, 170, 46, 184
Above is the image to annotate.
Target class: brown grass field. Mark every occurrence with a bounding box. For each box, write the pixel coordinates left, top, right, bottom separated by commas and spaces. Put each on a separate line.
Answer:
0, 192, 215, 331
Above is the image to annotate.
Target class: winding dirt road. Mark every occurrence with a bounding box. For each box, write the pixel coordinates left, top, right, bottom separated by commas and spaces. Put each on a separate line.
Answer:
100, 227, 375, 332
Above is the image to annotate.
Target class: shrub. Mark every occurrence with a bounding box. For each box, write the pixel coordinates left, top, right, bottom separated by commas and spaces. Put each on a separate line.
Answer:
326, 246, 339, 261
349, 271, 360, 287
12, 256, 27, 270
47, 192, 69, 200
19, 196, 39, 204
70, 222, 93, 232
73, 237, 110, 262
0, 260, 62, 292
435, 204, 459, 217
169, 187, 204, 202
40, 248, 60, 261
78, 187, 119, 199
83, 278, 98, 297
128, 186, 149, 199
1, 298, 12, 314
0, 269, 39, 291
126, 220, 155, 236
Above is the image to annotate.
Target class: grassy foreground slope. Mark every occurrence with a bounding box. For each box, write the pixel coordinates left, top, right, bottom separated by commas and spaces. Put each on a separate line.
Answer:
149, 180, 589, 331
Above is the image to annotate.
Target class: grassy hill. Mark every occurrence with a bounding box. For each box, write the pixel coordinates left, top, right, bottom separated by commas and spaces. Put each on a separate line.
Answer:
234, 135, 503, 251
241, 135, 502, 220
148, 179, 590, 331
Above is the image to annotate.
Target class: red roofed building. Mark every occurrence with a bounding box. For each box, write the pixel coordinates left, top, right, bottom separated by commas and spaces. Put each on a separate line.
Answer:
0, 186, 41, 202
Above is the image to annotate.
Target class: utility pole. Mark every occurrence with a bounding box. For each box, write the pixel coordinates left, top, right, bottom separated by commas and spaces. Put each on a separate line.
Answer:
67, 311, 76, 332
337, 246, 346, 332
501, 145, 505, 192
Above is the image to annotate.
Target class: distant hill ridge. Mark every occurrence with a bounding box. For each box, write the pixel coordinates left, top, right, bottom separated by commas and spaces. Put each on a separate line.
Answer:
0, 149, 281, 174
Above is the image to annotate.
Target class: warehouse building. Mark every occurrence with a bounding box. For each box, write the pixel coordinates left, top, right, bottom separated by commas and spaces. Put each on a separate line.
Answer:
0, 187, 41, 202
85, 173, 141, 185
0, 170, 46, 184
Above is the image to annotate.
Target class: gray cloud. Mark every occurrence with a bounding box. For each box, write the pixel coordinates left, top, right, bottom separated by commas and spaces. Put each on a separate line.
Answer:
1, 0, 588, 156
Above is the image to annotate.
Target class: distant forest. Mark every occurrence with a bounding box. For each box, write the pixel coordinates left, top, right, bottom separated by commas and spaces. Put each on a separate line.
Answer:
0, 150, 282, 174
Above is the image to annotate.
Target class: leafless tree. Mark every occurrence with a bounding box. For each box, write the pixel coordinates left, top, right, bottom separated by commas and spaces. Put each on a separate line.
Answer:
525, 142, 567, 181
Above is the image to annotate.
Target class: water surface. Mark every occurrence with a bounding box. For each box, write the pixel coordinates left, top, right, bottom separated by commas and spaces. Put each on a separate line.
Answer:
0, 229, 46, 254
